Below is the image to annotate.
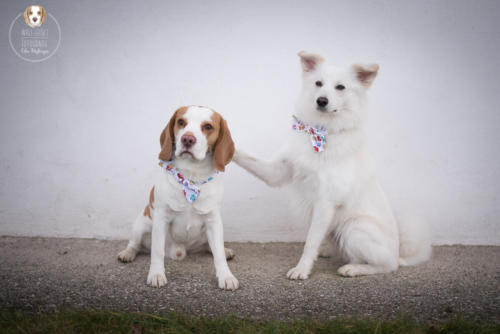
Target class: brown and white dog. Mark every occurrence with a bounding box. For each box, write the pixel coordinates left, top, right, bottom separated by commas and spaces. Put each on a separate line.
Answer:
24, 5, 46, 28
118, 106, 239, 290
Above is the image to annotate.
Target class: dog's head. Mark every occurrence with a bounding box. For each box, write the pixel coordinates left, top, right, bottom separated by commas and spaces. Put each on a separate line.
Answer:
158, 106, 235, 172
297, 51, 379, 131
24, 5, 46, 28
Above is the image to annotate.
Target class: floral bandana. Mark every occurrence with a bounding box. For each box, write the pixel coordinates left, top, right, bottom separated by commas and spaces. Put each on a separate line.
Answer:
159, 160, 219, 203
292, 115, 327, 152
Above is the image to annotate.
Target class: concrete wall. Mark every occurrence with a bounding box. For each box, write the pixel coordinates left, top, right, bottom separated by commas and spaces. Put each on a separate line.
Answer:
1, 0, 499, 244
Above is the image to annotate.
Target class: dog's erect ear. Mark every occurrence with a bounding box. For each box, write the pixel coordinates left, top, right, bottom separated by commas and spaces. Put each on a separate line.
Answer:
298, 51, 324, 73
213, 116, 235, 172
352, 64, 379, 89
158, 110, 179, 161
40, 7, 47, 24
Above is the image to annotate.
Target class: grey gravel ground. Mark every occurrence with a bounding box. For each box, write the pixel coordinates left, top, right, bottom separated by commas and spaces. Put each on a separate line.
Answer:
0, 236, 498, 322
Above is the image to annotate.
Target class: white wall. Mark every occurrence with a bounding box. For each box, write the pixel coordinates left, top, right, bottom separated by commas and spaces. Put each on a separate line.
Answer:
1, 0, 499, 245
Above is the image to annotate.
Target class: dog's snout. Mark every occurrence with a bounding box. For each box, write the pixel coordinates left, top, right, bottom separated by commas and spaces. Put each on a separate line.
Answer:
181, 134, 197, 148
32, 17, 38, 22
316, 97, 329, 108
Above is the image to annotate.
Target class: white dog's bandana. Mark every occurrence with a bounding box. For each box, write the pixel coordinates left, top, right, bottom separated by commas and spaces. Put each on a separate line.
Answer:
292, 115, 327, 152
159, 160, 219, 203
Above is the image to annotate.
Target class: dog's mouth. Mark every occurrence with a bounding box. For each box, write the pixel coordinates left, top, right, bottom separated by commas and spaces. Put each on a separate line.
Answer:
179, 150, 206, 161
316, 106, 337, 113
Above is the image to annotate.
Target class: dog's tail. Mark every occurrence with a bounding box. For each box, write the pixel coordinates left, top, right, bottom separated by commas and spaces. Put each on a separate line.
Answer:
397, 215, 432, 266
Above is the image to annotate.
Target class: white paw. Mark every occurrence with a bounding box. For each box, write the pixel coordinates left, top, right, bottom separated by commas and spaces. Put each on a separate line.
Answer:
147, 270, 167, 288
286, 264, 311, 280
225, 248, 235, 260
117, 248, 136, 263
337, 264, 361, 277
218, 274, 239, 291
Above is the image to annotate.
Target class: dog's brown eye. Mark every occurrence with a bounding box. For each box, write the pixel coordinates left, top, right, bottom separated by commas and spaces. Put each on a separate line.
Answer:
315, 81, 323, 87
335, 84, 345, 90
29, 11, 32, 15
203, 124, 213, 131
177, 119, 185, 126
38, 11, 41, 15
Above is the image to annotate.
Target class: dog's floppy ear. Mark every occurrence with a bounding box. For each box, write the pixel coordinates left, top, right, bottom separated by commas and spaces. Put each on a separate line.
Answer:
23, 7, 30, 26
158, 110, 179, 161
213, 115, 235, 172
40, 7, 47, 24
352, 64, 379, 89
298, 51, 324, 73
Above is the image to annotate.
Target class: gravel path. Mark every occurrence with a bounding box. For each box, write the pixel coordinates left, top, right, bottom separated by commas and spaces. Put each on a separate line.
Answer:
0, 237, 498, 322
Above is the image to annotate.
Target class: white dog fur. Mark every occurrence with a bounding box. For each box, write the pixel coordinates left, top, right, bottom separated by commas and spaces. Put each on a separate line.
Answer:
234, 52, 431, 279
118, 106, 239, 290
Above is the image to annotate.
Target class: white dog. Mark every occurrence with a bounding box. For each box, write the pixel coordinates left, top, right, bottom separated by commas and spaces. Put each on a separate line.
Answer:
24, 5, 46, 28
118, 106, 239, 290
234, 52, 431, 279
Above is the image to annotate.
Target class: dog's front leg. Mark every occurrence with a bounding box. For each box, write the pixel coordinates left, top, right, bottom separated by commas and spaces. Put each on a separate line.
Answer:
206, 211, 239, 291
233, 149, 293, 187
147, 208, 170, 288
287, 201, 335, 280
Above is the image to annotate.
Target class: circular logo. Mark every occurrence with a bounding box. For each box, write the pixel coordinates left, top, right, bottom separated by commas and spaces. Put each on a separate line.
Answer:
9, 5, 61, 63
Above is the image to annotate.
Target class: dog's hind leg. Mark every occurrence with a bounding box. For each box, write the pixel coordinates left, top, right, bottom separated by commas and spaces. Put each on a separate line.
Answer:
336, 216, 399, 277
118, 213, 152, 262
233, 150, 293, 187
318, 236, 341, 261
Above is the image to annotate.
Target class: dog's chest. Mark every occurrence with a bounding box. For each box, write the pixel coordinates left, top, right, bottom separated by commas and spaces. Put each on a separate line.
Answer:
160, 170, 224, 214
289, 129, 364, 203
169, 209, 206, 244
294, 157, 355, 203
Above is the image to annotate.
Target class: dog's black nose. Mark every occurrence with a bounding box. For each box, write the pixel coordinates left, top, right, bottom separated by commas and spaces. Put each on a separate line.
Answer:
316, 97, 328, 107
181, 134, 197, 148
33, 17, 38, 22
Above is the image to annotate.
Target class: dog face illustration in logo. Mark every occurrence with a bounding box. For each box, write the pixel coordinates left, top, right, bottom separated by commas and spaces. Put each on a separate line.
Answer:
24, 5, 46, 28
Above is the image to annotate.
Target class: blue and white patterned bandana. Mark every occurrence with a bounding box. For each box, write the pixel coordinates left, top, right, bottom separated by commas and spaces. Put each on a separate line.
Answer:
159, 160, 219, 203
292, 115, 327, 152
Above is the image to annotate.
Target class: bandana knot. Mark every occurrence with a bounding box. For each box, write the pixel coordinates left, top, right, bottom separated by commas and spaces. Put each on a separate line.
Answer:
159, 160, 219, 203
292, 115, 327, 152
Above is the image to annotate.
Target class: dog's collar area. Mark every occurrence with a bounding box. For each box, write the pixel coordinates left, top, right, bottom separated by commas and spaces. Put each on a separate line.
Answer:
291, 115, 327, 152
159, 160, 219, 203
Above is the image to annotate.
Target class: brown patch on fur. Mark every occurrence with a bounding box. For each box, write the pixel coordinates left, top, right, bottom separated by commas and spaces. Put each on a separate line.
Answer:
23, 7, 29, 25
210, 111, 235, 172
40, 7, 46, 24
206, 112, 222, 150
158, 106, 189, 161
143, 186, 155, 219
